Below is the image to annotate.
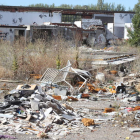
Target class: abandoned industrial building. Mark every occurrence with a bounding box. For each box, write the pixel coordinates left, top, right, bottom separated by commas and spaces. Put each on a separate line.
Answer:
0, 6, 134, 45
1, 4, 140, 139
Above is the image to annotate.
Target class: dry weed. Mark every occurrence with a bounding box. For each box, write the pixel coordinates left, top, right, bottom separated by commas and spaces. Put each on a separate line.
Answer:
0, 66, 13, 79
117, 42, 140, 73
0, 36, 78, 80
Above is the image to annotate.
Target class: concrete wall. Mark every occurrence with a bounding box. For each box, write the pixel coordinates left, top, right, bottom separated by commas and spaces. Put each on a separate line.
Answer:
0, 11, 61, 26
86, 29, 106, 47
82, 19, 102, 29
0, 27, 26, 42
114, 13, 134, 39
114, 13, 134, 27
114, 27, 124, 39
106, 23, 114, 40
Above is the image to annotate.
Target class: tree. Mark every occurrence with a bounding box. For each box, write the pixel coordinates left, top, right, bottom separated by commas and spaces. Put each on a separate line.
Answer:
115, 4, 125, 11
28, 1, 126, 11
110, 3, 115, 11
127, 0, 140, 46
97, 0, 104, 10
88, 4, 98, 10
58, 4, 73, 9
73, 5, 82, 9
128, 7, 134, 11
50, 3, 55, 8
29, 3, 49, 7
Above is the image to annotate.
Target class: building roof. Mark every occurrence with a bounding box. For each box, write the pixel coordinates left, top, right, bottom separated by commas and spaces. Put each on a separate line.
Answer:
0, 5, 135, 15
0, 25, 27, 28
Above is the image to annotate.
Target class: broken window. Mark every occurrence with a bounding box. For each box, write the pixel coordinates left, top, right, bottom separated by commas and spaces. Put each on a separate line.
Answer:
62, 15, 81, 22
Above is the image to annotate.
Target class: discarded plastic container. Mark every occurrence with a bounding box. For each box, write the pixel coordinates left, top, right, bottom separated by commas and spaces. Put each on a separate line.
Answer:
77, 93, 82, 99
96, 73, 105, 82
0, 114, 14, 118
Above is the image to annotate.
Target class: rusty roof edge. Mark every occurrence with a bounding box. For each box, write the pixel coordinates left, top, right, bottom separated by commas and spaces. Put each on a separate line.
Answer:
0, 25, 27, 28
0, 5, 135, 14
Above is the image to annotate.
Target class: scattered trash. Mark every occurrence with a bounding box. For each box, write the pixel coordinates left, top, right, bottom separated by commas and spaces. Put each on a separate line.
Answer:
110, 70, 117, 75
129, 127, 140, 132
103, 108, 115, 113
37, 132, 48, 139
52, 95, 62, 100
82, 118, 95, 126
0, 60, 140, 139
96, 73, 105, 82
0, 135, 16, 139
62, 104, 74, 111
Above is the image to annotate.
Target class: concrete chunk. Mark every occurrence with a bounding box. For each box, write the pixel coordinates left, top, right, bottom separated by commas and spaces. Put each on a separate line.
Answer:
44, 108, 53, 117
0, 113, 14, 118
30, 99, 39, 111
62, 114, 75, 121
53, 88, 67, 96
129, 127, 140, 132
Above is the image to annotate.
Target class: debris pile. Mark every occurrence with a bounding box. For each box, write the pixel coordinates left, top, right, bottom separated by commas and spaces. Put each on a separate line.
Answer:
1, 60, 140, 139
0, 83, 97, 139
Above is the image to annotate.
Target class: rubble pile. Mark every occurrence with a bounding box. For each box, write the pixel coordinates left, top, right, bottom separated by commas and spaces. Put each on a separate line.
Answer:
0, 84, 91, 139
1, 65, 140, 139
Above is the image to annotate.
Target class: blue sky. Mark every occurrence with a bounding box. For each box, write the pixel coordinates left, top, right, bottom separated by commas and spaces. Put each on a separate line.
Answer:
0, 0, 138, 10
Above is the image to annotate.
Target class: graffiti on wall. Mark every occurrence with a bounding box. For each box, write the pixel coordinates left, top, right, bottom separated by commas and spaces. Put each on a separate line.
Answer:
0, 30, 9, 40
39, 14, 47, 18
13, 18, 23, 24
0, 13, 22, 24
0, 14, 3, 20
129, 14, 134, 19
13, 19, 17, 24
119, 14, 128, 20
119, 13, 134, 20
0, 11, 61, 26
9, 29, 13, 34
18, 17, 23, 23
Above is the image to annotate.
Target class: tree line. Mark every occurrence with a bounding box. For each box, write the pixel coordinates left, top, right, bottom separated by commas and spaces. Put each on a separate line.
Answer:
29, 0, 133, 11
127, 0, 140, 46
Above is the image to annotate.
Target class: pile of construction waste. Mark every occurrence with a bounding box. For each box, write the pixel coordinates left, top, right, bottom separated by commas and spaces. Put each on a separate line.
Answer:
0, 84, 95, 139
1, 62, 140, 139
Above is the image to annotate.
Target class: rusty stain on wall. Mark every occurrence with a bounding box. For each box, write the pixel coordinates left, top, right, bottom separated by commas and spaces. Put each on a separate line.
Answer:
39, 14, 47, 18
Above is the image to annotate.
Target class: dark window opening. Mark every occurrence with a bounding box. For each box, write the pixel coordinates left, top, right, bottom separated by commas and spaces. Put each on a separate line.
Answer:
62, 15, 81, 22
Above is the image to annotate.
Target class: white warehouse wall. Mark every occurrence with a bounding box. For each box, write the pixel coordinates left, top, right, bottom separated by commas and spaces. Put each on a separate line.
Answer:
114, 13, 134, 27
0, 11, 61, 26
114, 13, 134, 39
106, 23, 114, 40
